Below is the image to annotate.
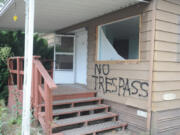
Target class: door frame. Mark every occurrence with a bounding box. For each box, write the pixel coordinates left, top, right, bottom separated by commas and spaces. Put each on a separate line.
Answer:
72, 27, 88, 85
53, 34, 76, 84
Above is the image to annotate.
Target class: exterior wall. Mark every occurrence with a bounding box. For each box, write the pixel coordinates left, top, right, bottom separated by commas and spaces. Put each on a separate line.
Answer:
152, 0, 180, 112
104, 99, 147, 133
151, 108, 180, 135
151, 0, 180, 135
86, 3, 153, 110
57, 2, 154, 134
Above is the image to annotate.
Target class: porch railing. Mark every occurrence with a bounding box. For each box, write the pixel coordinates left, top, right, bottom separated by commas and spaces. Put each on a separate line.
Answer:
8, 56, 57, 134
33, 58, 57, 133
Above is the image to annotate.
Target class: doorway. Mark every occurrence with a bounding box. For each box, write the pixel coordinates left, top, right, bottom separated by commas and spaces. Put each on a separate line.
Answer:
53, 28, 88, 85
53, 35, 75, 84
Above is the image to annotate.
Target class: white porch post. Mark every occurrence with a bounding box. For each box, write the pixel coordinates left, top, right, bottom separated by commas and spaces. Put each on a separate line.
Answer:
21, 0, 35, 134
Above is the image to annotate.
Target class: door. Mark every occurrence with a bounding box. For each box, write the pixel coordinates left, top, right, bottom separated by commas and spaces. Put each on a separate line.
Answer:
53, 35, 75, 84
75, 29, 88, 85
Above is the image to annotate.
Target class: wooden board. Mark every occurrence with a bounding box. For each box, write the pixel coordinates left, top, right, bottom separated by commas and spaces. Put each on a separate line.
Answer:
152, 0, 180, 111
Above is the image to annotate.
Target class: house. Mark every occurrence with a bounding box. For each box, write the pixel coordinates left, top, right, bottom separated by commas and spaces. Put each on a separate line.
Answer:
1, 0, 180, 135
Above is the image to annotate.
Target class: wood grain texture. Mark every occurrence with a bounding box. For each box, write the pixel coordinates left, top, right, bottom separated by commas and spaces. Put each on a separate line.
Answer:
152, 0, 180, 112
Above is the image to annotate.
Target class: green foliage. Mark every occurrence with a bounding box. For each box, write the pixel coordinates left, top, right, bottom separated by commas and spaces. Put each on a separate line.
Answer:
0, 100, 8, 135
0, 100, 43, 135
0, 47, 13, 103
0, 30, 53, 102
0, 31, 53, 59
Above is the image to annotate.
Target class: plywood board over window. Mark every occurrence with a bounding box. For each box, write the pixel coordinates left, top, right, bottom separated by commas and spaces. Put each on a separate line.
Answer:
95, 15, 142, 64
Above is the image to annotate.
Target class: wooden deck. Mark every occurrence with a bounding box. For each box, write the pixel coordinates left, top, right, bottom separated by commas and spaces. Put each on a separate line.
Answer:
8, 56, 128, 135
53, 84, 92, 95
53, 84, 96, 101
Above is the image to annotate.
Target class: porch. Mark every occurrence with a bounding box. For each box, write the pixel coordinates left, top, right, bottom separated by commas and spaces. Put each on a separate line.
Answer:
7, 56, 128, 135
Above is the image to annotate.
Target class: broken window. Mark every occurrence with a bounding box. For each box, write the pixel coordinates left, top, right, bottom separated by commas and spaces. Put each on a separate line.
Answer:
97, 16, 140, 61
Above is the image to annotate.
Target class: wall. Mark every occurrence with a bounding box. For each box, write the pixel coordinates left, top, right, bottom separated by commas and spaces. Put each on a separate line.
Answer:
151, 0, 180, 134
56, 2, 154, 134
152, 0, 180, 112
86, 3, 153, 111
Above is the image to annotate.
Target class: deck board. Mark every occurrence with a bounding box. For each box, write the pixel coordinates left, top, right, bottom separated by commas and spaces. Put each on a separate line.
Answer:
52, 84, 93, 96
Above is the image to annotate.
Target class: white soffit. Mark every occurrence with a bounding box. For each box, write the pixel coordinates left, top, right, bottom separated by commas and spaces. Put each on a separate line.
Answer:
0, 0, 145, 32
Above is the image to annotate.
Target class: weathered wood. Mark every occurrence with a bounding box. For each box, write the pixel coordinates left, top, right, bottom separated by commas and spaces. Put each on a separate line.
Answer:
44, 82, 53, 134
157, 0, 180, 15
34, 60, 56, 89
152, 0, 180, 112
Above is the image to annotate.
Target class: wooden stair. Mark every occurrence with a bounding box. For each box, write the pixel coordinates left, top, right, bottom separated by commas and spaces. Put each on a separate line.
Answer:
39, 92, 128, 135
54, 121, 127, 135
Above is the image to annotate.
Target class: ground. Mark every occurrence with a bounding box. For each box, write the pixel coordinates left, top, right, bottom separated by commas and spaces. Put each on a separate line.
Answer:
100, 130, 132, 135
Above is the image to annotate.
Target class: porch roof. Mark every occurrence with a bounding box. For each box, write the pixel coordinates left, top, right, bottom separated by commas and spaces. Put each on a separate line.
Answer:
0, 0, 149, 33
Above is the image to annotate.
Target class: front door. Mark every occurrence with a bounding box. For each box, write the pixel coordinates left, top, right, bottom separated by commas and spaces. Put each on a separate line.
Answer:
53, 35, 75, 84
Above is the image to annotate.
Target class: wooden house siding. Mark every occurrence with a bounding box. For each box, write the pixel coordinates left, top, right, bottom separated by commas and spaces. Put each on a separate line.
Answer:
86, 4, 153, 110
152, 0, 180, 111
56, 3, 154, 133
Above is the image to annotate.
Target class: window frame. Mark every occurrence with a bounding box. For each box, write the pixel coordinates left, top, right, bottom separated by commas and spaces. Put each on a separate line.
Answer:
95, 15, 142, 64
54, 35, 75, 71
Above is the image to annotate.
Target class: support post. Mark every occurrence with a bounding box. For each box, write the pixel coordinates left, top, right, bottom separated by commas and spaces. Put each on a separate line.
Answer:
21, 0, 35, 134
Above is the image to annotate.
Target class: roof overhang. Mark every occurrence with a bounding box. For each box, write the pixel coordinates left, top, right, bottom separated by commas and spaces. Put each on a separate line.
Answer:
0, 0, 150, 32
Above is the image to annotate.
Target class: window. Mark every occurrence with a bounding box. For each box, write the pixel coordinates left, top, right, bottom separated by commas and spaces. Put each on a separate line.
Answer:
55, 36, 74, 70
97, 16, 140, 61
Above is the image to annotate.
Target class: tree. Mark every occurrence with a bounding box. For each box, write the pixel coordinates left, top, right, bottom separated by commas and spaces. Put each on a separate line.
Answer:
0, 30, 54, 102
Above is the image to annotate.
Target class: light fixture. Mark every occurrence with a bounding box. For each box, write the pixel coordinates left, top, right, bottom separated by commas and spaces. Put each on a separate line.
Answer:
13, 2, 18, 22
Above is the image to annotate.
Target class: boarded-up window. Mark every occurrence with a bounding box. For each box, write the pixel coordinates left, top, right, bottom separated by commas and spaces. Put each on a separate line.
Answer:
97, 16, 140, 61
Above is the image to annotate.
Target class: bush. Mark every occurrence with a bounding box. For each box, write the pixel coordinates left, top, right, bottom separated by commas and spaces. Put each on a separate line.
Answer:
0, 31, 54, 102
0, 47, 13, 103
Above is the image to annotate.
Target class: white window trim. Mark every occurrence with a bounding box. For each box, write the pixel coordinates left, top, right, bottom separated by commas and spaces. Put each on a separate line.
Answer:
54, 35, 75, 71
95, 15, 141, 63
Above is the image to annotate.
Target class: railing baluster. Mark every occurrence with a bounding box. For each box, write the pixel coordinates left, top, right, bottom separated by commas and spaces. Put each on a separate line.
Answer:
17, 58, 20, 89
20, 59, 23, 90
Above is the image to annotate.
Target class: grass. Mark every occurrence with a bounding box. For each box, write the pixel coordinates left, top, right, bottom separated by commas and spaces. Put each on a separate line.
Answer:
0, 100, 43, 135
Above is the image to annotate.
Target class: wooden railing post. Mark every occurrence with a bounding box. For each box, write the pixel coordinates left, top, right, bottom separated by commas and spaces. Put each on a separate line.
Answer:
34, 65, 40, 119
19, 58, 23, 90
17, 57, 20, 90
44, 82, 53, 133
31, 61, 35, 106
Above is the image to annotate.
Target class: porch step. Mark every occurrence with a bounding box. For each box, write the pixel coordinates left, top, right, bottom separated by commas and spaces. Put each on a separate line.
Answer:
53, 104, 109, 116
53, 91, 96, 101
52, 112, 117, 128
52, 97, 102, 106
53, 121, 128, 135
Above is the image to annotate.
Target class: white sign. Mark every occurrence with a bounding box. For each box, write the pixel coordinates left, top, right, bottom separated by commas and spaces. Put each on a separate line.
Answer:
163, 93, 176, 101
137, 110, 147, 118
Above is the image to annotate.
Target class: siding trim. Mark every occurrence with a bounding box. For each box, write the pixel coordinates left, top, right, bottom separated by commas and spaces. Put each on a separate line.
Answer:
147, 0, 157, 133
